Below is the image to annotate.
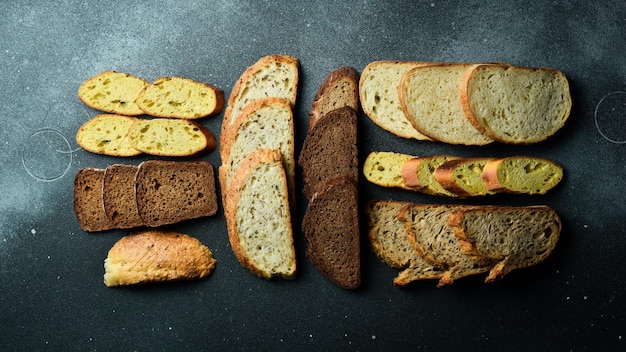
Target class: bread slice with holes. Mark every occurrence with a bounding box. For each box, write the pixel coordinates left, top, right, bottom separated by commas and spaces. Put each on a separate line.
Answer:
448, 205, 561, 283
482, 156, 563, 194
136, 76, 224, 119
74, 168, 114, 232
103, 164, 143, 229
223, 149, 296, 279
461, 64, 572, 144
360, 61, 433, 140
363, 151, 419, 191
78, 71, 148, 116
104, 230, 217, 287
309, 66, 360, 129
434, 158, 496, 197
76, 114, 142, 157
128, 118, 216, 157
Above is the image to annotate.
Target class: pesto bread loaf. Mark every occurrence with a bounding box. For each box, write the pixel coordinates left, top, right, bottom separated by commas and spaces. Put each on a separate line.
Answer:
78, 71, 148, 116
103, 230, 216, 287
76, 114, 142, 157
309, 66, 360, 129
482, 156, 564, 194
128, 118, 216, 157
136, 76, 224, 119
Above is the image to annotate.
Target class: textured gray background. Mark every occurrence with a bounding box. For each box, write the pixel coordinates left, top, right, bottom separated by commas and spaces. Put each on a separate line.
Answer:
1, 0, 625, 351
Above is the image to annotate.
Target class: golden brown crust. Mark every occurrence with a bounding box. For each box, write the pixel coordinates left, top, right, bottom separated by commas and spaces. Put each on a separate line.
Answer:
481, 158, 505, 191
400, 158, 422, 188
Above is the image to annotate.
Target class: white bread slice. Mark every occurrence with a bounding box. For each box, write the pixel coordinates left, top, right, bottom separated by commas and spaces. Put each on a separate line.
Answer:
76, 114, 142, 157
461, 64, 572, 144
136, 76, 224, 119
482, 156, 563, 194
223, 149, 296, 279
309, 66, 360, 130
128, 118, 216, 157
360, 61, 432, 140
363, 151, 419, 191
448, 206, 561, 283
434, 158, 496, 197
399, 63, 493, 145
78, 71, 148, 116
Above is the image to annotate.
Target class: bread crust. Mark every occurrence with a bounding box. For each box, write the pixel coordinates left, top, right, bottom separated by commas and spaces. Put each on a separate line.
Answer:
309, 66, 360, 130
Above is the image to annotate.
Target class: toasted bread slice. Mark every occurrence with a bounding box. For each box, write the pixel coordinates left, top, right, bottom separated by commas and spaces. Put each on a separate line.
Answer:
76, 114, 142, 157
128, 118, 216, 157
482, 156, 563, 194
102, 164, 143, 229
309, 66, 360, 129
78, 71, 148, 116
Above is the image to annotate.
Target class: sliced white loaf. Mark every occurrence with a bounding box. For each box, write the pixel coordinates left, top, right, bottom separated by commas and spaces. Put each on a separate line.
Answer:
78, 71, 148, 116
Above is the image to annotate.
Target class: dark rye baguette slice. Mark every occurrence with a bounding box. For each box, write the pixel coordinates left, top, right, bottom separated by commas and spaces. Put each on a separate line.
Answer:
448, 206, 561, 283
74, 168, 114, 232
309, 66, 360, 130
135, 160, 218, 227
299, 106, 358, 199
303, 177, 360, 289
102, 164, 143, 229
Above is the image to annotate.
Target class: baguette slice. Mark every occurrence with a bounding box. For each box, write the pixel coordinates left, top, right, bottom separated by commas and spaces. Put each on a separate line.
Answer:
401, 155, 460, 196
128, 118, 216, 157
74, 168, 114, 232
136, 76, 224, 119
309, 66, 360, 129
78, 71, 148, 116
76, 114, 142, 157
359, 61, 432, 140
434, 158, 495, 197
135, 160, 218, 227
399, 63, 493, 145
482, 156, 563, 194
461, 64, 572, 144
102, 164, 143, 229
363, 151, 420, 191
224, 149, 296, 279
303, 177, 360, 289
448, 206, 561, 282
103, 230, 216, 287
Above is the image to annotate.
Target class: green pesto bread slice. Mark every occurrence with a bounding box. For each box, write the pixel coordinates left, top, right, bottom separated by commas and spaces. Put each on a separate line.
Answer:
363, 151, 418, 191
434, 158, 495, 197
482, 156, 563, 194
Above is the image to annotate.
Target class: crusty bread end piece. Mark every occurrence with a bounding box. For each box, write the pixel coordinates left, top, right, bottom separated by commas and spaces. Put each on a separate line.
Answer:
76, 114, 142, 157
78, 71, 148, 116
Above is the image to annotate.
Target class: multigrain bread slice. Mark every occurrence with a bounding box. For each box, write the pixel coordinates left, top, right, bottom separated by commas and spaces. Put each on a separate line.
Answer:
128, 118, 216, 157
482, 156, 564, 194
136, 76, 224, 119
76, 114, 142, 157
102, 164, 143, 229
309, 66, 360, 129
303, 177, 360, 289
135, 160, 217, 227
74, 168, 114, 232
359, 61, 432, 140
434, 158, 495, 197
399, 63, 493, 145
78, 71, 148, 116
461, 64, 572, 144
363, 151, 419, 191
223, 149, 296, 279
103, 230, 216, 287
448, 206, 561, 283
299, 106, 358, 199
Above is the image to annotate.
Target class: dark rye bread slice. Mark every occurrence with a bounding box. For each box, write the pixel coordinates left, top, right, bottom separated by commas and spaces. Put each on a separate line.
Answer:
102, 164, 143, 229
299, 106, 358, 199
302, 177, 360, 289
309, 66, 360, 130
74, 168, 114, 232
135, 160, 217, 227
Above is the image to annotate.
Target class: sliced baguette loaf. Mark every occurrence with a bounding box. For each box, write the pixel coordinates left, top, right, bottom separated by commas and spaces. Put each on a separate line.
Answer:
136, 76, 224, 119
359, 61, 432, 140
78, 71, 148, 116
128, 118, 216, 157
448, 206, 561, 282
461, 64, 572, 144
76, 114, 142, 157
223, 149, 296, 279
309, 66, 360, 129
74, 168, 114, 232
102, 164, 143, 229
434, 158, 495, 197
303, 177, 360, 289
103, 230, 216, 287
363, 151, 419, 191
482, 156, 563, 194
399, 63, 493, 145
401, 154, 460, 197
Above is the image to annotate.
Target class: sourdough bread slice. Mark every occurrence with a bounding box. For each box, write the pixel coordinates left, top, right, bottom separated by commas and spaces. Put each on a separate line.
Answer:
461, 64, 572, 144
434, 158, 495, 197
309, 66, 360, 129
128, 118, 216, 157
224, 149, 296, 279
299, 106, 358, 199
303, 177, 360, 289
136, 76, 224, 119
74, 168, 114, 232
359, 61, 432, 140
104, 230, 216, 287
482, 156, 563, 194
78, 71, 148, 116
363, 151, 418, 191
448, 206, 561, 282
135, 160, 217, 227
102, 164, 143, 229
399, 63, 493, 145
76, 114, 142, 157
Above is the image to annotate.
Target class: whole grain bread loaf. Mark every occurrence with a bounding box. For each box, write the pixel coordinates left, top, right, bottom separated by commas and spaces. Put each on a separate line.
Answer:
309, 66, 360, 130
78, 71, 148, 116
76, 114, 142, 157
74, 168, 114, 232
102, 164, 143, 229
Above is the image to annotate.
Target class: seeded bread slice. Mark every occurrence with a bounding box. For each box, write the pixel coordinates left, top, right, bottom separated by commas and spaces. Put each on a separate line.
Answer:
482, 156, 564, 194
448, 206, 561, 282
363, 151, 419, 191
359, 61, 432, 140
102, 164, 143, 229
78, 71, 148, 116
76, 114, 142, 157
461, 64, 572, 144
303, 177, 360, 289
136, 76, 224, 119
434, 158, 495, 197
74, 168, 114, 232
223, 149, 296, 279
309, 66, 360, 129
135, 160, 217, 227
128, 118, 216, 157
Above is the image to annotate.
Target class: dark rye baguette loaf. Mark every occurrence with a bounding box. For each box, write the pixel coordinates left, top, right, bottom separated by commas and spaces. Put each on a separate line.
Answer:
74, 168, 114, 232
102, 164, 143, 229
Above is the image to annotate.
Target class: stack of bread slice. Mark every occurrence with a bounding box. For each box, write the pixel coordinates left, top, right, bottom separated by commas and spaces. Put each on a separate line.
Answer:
299, 66, 361, 289
364, 151, 564, 197
359, 61, 572, 144
218, 55, 299, 280
366, 200, 562, 287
